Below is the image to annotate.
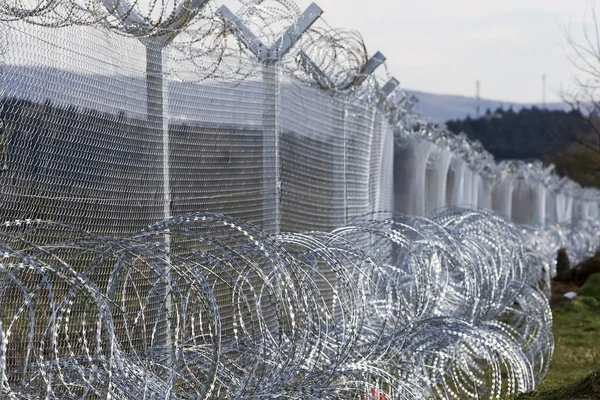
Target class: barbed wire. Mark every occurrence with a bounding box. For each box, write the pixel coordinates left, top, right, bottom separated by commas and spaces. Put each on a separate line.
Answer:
0, 0, 597, 398
0, 207, 585, 398
0, 0, 374, 85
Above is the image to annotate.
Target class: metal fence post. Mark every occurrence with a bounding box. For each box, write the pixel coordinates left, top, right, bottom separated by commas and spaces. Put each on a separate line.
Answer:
219, 3, 323, 234
375, 78, 399, 215
262, 62, 280, 233
144, 37, 175, 369
342, 102, 348, 225
101, 0, 210, 388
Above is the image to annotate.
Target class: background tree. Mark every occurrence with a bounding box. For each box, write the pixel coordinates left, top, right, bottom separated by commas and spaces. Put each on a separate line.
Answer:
555, 1, 600, 187
446, 107, 591, 169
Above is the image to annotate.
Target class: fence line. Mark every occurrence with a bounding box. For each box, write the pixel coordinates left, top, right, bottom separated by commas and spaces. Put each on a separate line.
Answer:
0, 0, 599, 398
0, 13, 597, 237
0, 0, 598, 281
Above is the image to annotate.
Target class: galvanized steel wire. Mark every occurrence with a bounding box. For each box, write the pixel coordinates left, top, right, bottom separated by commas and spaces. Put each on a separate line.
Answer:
0, 0, 598, 399
0, 208, 560, 399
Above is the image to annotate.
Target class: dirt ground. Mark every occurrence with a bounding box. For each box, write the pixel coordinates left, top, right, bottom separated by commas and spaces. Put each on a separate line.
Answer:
550, 279, 581, 307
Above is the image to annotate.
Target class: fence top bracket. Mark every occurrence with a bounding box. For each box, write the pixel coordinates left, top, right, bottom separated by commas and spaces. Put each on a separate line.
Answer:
219, 3, 323, 63
377, 77, 400, 108
354, 51, 386, 87
102, 0, 210, 45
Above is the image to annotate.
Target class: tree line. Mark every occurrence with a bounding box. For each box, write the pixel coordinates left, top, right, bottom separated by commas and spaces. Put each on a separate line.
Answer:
446, 107, 600, 188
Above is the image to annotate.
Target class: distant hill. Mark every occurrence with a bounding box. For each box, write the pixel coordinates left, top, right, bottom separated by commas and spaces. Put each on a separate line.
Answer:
407, 90, 570, 122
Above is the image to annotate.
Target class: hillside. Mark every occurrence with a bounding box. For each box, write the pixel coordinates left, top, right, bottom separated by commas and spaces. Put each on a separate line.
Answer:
408, 90, 569, 122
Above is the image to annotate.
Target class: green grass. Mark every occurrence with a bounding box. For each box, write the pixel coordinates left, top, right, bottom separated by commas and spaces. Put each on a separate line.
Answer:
514, 274, 600, 399
579, 274, 600, 301
539, 306, 600, 389
516, 369, 600, 400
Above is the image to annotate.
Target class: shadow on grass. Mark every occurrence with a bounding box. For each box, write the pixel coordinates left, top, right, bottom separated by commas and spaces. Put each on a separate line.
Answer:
514, 272, 600, 399
515, 369, 600, 400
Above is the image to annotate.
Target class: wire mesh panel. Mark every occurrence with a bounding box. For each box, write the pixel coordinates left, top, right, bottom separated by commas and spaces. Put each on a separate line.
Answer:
167, 75, 267, 225
492, 178, 514, 219
462, 167, 475, 208
368, 112, 385, 214
560, 194, 574, 223
345, 101, 375, 220
446, 157, 467, 208
394, 138, 433, 216
424, 148, 453, 216
590, 202, 599, 219
169, 123, 264, 221
512, 179, 537, 225
279, 75, 345, 232
477, 176, 493, 210
378, 124, 395, 215
166, 55, 277, 341
0, 22, 174, 392
0, 22, 159, 237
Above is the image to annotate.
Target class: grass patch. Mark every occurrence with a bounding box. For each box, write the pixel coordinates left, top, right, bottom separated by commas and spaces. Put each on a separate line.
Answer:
540, 306, 600, 390
515, 273, 600, 399
579, 274, 600, 301
516, 369, 600, 400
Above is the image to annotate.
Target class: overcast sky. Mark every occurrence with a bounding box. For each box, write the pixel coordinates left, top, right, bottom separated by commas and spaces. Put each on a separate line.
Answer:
285, 0, 592, 104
